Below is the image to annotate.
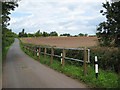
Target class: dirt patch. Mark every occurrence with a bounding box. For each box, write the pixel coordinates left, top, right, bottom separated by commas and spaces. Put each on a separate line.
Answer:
21, 37, 98, 48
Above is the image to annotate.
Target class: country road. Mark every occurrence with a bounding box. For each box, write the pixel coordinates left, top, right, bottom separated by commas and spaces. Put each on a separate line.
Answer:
2, 38, 88, 88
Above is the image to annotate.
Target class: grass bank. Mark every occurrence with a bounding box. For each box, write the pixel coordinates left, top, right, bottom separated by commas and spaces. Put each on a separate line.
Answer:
2, 41, 14, 62
19, 40, 119, 88
1, 38, 14, 76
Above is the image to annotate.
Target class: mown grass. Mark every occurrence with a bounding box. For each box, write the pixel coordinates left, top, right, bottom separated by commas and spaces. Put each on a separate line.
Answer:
19, 40, 119, 88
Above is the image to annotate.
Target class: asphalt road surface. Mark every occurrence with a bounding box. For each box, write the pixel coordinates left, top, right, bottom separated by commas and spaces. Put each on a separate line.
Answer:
2, 38, 88, 88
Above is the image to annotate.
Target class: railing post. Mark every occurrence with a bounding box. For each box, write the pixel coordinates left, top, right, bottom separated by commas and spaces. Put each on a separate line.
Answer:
62, 49, 66, 67
51, 47, 54, 64
61, 53, 62, 64
83, 47, 88, 75
38, 47, 41, 59
36, 48, 39, 57
44, 47, 47, 59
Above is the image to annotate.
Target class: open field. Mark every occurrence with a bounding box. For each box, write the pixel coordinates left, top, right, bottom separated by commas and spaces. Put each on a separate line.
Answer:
21, 37, 98, 48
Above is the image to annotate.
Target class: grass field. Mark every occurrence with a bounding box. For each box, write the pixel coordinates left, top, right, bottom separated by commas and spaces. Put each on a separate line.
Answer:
21, 37, 98, 48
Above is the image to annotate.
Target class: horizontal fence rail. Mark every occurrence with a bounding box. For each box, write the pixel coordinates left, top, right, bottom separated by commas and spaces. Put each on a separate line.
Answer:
22, 43, 90, 63
21, 42, 90, 75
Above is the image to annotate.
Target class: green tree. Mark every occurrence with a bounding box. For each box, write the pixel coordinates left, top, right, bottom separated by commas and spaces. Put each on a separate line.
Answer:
43, 31, 49, 37
28, 33, 35, 37
18, 29, 28, 37
97, 1, 120, 47
78, 33, 84, 37
34, 30, 42, 37
50, 31, 58, 36
1, 1, 18, 52
60, 33, 70, 37
84, 34, 88, 37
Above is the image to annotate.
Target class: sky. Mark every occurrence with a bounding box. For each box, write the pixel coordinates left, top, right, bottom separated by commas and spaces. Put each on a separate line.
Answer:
8, 0, 111, 35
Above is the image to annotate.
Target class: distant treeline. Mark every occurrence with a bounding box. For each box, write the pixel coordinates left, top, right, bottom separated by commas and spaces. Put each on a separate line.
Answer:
18, 29, 96, 37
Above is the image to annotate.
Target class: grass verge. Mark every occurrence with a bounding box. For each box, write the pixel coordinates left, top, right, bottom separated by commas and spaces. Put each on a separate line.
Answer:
2, 41, 14, 62
1, 39, 14, 76
19, 40, 119, 88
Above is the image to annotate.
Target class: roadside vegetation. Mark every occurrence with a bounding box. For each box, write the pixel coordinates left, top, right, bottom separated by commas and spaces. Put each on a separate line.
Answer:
2, 38, 15, 62
1, 1, 18, 76
19, 40, 119, 88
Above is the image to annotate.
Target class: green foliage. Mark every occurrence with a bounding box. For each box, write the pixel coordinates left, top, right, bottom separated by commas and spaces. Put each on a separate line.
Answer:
20, 41, 119, 88
2, 41, 14, 61
78, 33, 88, 37
43, 31, 49, 37
18, 29, 28, 37
49, 31, 58, 36
60, 33, 71, 37
34, 30, 42, 37
78, 33, 84, 36
97, 1, 120, 47
90, 48, 120, 73
2, 1, 18, 53
27, 33, 35, 37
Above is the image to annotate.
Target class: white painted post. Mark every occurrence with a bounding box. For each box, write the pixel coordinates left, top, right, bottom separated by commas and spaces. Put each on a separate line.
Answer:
37, 49, 39, 57
88, 49, 90, 63
95, 56, 98, 78
61, 53, 62, 64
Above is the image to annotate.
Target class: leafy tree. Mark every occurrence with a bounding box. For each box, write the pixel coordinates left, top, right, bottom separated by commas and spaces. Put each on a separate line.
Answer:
49, 31, 58, 36
1, 1, 18, 52
97, 1, 120, 47
84, 34, 88, 37
34, 30, 42, 37
18, 29, 28, 37
78, 33, 84, 37
24, 33, 28, 37
28, 33, 35, 37
43, 31, 49, 37
60, 33, 70, 37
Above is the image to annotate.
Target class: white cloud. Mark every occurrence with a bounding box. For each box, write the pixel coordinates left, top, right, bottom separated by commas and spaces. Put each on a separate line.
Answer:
8, 0, 107, 35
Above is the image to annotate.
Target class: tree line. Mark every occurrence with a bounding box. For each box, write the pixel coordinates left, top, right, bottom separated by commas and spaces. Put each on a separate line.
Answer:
18, 29, 91, 37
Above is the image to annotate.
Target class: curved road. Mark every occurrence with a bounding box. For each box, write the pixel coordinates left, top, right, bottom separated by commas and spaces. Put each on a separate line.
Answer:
2, 38, 88, 88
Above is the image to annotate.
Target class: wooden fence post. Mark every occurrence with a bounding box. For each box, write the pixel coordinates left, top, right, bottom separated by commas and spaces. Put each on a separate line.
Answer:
62, 49, 66, 67
51, 47, 54, 64
38, 47, 41, 59
44, 47, 47, 59
34, 47, 36, 56
83, 47, 88, 75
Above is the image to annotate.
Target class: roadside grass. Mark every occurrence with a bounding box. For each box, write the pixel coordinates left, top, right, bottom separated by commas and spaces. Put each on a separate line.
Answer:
1, 40, 14, 75
2, 41, 14, 63
19, 40, 119, 88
